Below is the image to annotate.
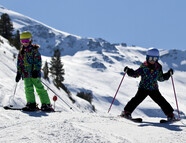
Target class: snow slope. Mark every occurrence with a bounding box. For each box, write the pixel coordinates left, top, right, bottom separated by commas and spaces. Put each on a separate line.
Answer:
0, 6, 186, 143
0, 111, 186, 143
1, 34, 186, 143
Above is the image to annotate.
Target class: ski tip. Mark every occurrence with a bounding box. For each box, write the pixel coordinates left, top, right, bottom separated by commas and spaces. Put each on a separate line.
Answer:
3, 106, 11, 109
3, 106, 23, 110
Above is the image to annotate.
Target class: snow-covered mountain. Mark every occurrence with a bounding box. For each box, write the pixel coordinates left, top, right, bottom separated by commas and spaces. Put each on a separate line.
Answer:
0, 6, 186, 143
1, 6, 186, 71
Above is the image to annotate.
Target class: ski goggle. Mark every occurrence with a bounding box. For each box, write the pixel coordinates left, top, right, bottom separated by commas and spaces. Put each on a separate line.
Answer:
147, 56, 159, 62
20, 39, 31, 43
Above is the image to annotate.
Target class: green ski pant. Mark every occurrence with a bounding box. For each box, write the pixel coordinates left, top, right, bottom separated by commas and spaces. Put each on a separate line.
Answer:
24, 78, 50, 104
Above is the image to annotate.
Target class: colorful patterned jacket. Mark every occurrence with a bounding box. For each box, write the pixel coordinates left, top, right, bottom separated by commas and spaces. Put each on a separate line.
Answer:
17, 44, 41, 79
127, 61, 170, 90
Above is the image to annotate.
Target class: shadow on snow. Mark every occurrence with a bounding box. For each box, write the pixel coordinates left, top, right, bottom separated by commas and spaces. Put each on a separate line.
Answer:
138, 120, 186, 132
22, 111, 49, 117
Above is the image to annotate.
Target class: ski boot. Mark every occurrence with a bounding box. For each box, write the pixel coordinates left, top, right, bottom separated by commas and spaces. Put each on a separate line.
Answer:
121, 111, 132, 119
41, 104, 54, 112
167, 113, 175, 121
22, 102, 39, 111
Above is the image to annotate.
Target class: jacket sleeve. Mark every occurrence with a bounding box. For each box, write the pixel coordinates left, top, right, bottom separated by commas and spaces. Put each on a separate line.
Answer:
127, 66, 143, 78
16, 54, 22, 75
33, 48, 41, 71
162, 71, 171, 80
157, 64, 169, 81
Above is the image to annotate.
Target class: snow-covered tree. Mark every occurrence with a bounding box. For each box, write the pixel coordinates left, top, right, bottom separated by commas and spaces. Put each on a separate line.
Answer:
50, 49, 65, 89
0, 13, 14, 40
42, 61, 49, 80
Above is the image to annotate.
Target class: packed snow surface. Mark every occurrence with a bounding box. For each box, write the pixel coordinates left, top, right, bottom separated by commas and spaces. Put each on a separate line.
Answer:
0, 111, 186, 143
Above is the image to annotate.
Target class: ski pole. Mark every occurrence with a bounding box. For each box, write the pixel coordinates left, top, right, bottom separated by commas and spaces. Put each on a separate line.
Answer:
38, 78, 74, 111
108, 71, 127, 113
170, 72, 180, 119
9, 83, 18, 107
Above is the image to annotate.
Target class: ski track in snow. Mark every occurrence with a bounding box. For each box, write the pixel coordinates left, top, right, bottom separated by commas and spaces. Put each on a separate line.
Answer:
0, 110, 185, 143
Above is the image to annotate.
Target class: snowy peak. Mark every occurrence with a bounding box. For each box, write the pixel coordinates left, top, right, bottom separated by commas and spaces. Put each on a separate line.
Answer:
0, 6, 186, 72
0, 5, 36, 29
0, 6, 129, 57
0, 6, 186, 73
160, 49, 186, 71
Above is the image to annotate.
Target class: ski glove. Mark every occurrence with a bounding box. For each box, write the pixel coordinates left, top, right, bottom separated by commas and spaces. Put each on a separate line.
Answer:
32, 70, 39, 78
168, 68, 173, 75
163, 68, 173, 80
124, 66, 129, 72
124, 66, 134, 76
15, 73, 21, 82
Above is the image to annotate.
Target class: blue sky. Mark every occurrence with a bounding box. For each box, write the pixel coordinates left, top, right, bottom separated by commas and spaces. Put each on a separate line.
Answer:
1, 0, 186, 50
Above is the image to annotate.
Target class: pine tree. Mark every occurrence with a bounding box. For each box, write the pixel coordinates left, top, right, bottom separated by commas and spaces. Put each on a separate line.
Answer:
50, 49, 65, 89
12, 30, 21, 50
0, 13, 14, 40
42, 61, 49, 80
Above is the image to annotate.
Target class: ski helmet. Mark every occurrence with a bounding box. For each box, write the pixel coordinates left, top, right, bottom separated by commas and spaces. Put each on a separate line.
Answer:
146, 48, 159, 57
146, 48, 159, 62
20, 31, 32, 40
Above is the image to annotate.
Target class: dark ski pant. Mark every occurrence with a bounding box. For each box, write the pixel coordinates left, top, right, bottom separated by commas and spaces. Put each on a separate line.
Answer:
124, 88, 174, 116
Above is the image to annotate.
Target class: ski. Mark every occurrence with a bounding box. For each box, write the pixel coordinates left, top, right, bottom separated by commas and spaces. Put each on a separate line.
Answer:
4, 106, 41, 111
3, 106, 59, 112
129, 118, 143, 123
160, 118, 180, 123
119, 115, 142, 122
4, 106, 23, 110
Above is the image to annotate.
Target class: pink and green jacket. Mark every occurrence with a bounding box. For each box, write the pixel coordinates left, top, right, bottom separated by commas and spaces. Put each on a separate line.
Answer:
17, 44, 41, 79
127, 61, 167, 90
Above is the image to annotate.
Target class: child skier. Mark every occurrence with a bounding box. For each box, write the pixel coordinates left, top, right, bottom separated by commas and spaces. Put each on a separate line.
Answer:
121, 48, 175, 121
15, 31, 53, 111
